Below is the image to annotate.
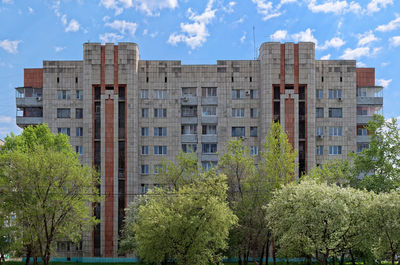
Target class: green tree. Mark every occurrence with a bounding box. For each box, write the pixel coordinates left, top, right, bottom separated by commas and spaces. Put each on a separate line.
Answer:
308, 159, 354, 187
351, 114, 400, 192
267, 179, 371, 265
0, 125, 100, 265
124, 170, 237, 265
368, 191, 400, 265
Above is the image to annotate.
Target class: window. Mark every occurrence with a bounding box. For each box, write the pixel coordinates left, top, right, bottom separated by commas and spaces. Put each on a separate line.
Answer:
154, 108, 167, 118
76, 127, 83, 137
76, 90, 83, 100
57, 90, 71, 100
182, 87, 197, 96
232, 108, 245, 117
251, 146, 258, 156
202, 125, 216, 135
250, 90, 258, 99
329, 145, 342, 155
76, 108, 83, 119
250, 127, 258, 137
141, 108, 149, 118
154, 164, 163, 174
202, 87, 217, 97
316, 108, 324, 118
141, 90, 149, 99
141, 165, 149, 174
57, 127, 70, 136
357, 87, 367, 97
202, 161, 217, 170
202, 143, 217, 153
357, 143, 369, 153
316, 127, 324, 136
358, 128, 368, 136
154, 90, 167, 99
182, 106, 197, 117
154, 146, 167, 155
329, 89, 342, 99
316, 89, 323, 99
316, 146, 323, 155
182, 144, 197, 153
329, 108, 342, 118
57, 108, 70, 118
232, 89, 245, 99
141, 184, 149, 193
202, 106, 217, 116
250, 108, 258, 118
141, 127, 149, 136
182, 124, 197, 135
75, 146, 83, 155
154, 127, 167, 136
141, 146, 149, 155
232, 127, 245, 137
329, 127, 342, 136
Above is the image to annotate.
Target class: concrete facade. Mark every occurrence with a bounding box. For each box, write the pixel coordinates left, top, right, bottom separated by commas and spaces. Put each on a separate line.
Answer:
15, 42, 383, 258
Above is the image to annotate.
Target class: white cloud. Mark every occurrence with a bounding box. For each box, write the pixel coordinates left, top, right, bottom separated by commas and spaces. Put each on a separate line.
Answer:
318, 37, 345, 50
240, 32, 246, 43
103, 16, 110, 22
366, 0, 393, 14
320, 54, 331, 60
28, 7, 34, 14
251, 0, 281, 21
389, 36, 400, 47
291, 28, 318, 44
234, 16, 245, 23
99, 32, 124, 43
357, 31, 379, 46
54, 46, 66, 52
356, 61, 366, 67
100, 0, 178, 16
307, 0, 361, 15
0, 116, 12, 123
340, 47, 370, 59
2, 0, 13, 4
376, 78, 392, 88
167, 0, 215, 49
143, 29, 148, 35
105, 20, 138, 37
222, 1, 236, 13
65, 19, 80, 32
375, 16, 400, 32
270, 30, 288, 41
0, 39, 21, 54
381, 61, 389, 67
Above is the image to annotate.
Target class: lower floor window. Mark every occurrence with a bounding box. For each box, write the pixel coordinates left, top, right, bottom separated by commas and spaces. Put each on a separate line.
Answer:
182, 144, 197, 153
202, 161, 218, 171
329, 145, 342, 155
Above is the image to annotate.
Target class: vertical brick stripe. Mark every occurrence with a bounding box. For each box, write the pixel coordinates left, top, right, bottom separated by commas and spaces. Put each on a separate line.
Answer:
104, 98, 114, 257
294, 44, 299, 94
356, 68, 375, 87
285, 98, 295, 147
114, 46, 118, 93
280, 44, 285, 94
24, 69, 43, 88
304, 86, 308, 172
101, 46, 105, 94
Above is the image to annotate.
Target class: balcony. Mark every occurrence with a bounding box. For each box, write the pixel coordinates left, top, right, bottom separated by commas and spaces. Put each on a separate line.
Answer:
357, 97, 383, 105
357, 135, 371, 143
357, 115, 373, 124
181, 96, 198, 105
181, 134, 198, 143
201, 97, 218, 105
201, 153, 218, 161
201, 116, 218, 124
16, 116, 43, 127
16, 87, 43, 107
16, 97, 43, 107
201, 134, 218, 143
181, 117, 198, 124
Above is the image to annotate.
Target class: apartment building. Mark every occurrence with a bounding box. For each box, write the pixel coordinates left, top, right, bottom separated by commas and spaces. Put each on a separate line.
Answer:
15, 42, 383, 258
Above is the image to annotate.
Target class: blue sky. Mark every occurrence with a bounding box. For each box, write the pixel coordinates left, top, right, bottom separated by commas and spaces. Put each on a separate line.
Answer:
0, 0, 399, 139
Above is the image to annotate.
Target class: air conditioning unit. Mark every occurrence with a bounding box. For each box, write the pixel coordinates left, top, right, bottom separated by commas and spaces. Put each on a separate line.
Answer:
245, 90, 250, 96
338, 97, 342, 101
36, 96, 42, 101
317, 135, 324, 139
182, 97, 188, 102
